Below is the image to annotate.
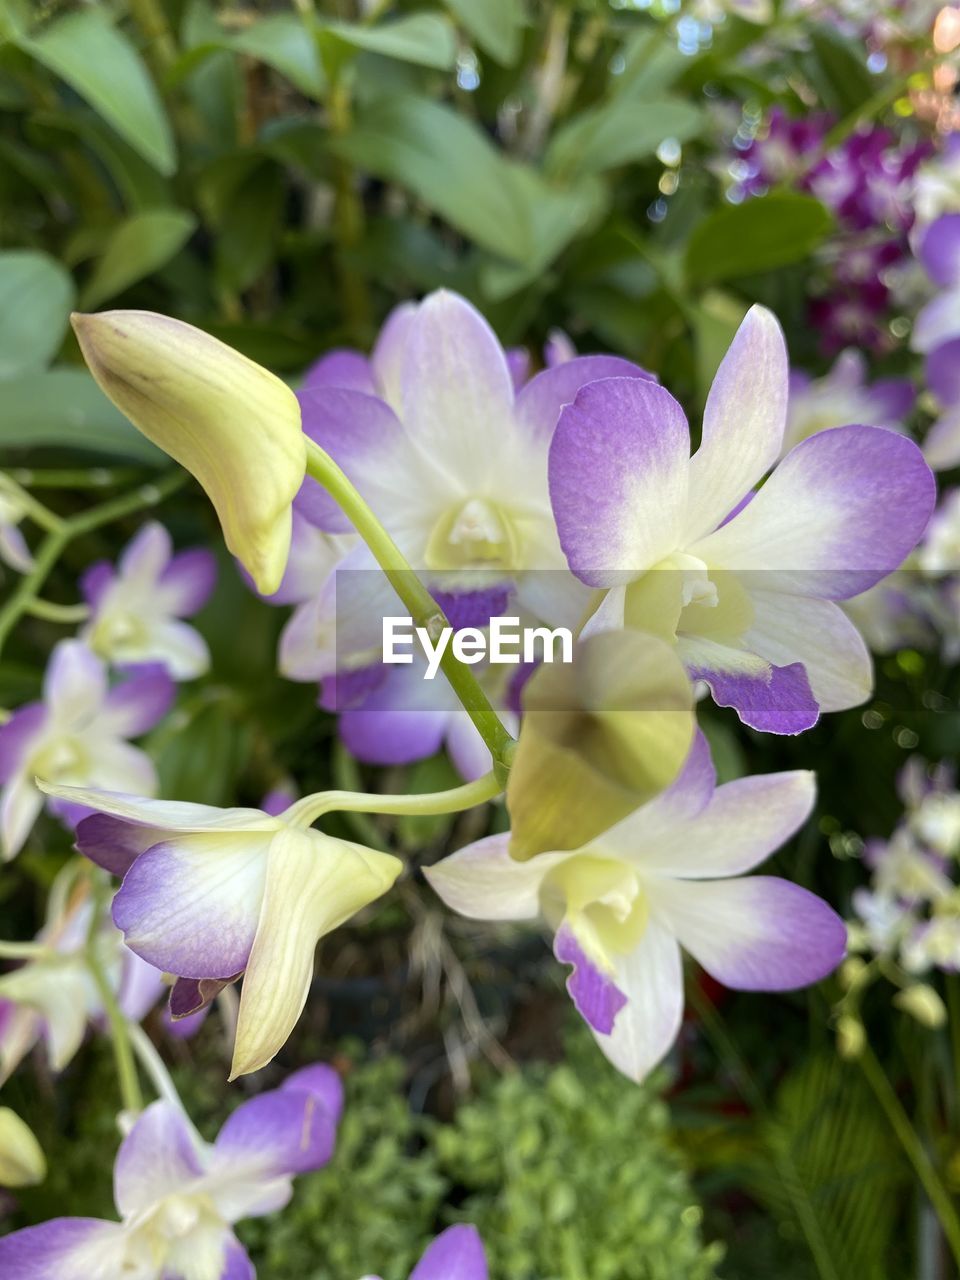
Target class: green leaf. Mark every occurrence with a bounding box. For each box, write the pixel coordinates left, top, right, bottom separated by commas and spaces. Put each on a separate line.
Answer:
17, 9, 175, 174
0, 368, 163, 462
230, 13, 326, 98
214, 164, 285, 292
79, 209, 197, 309
547, 95, 703, 179
329, 95, 532, 261
685, 194, 833, 287
805, 28, 876, 118
324, 12, 457, 70
0, 250, 74, 379
441, 0, 525, 65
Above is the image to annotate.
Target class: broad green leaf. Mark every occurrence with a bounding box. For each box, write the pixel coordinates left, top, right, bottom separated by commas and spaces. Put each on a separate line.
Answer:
685, 194, 833, 287
231, 13, 326, 98
0, 250, 74, 379
329, 96, 531, 261
214, 164, 285, 292
18, 10, 175, 174
547, 96, 703, 179
27, 109, 171, 210
325, 13, 458, 70
616, 27, 687, 97
441, 0, 525, 65
804, 28, 876, 118
79, 209, 197, 309
0, 368, 163, 462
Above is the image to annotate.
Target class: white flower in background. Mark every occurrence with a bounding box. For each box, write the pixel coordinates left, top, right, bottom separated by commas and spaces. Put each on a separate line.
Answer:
0, 488, 33, 575
80, 522, 216, 679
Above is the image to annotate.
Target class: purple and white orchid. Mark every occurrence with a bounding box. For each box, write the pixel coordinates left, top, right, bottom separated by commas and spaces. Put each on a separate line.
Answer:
0, 869, 163, 1084
0, 640, 173, 860
80, 522, 216, 680
360, 1225, 487, 1280
427, 732, 845, 1082
0, 489, 34, 577
0, 1063, 343, 1280
548, 305, 936, 734
785, 349, 914, 455
41, 784, 402, 1078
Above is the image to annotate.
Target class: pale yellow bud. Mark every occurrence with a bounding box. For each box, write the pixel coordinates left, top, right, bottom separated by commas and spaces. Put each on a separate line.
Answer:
506, 630, 695, 860
0, 1108, 45, 1187
836, 1014, 866, 1060
893, 983, 947, 1029
72, 310, 306, 594
839, 956, 867, 990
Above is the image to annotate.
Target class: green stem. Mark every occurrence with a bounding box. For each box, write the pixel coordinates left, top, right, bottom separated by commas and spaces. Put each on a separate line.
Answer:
0, 941, 54, 960
127, 1023, 202, 1140
86, 907, 143, 1116
24, 599, 90, 624
857, 1042, 960, 1270
327, 77, 372, 341
290, 768, 501, 827
9, 467, 146, 490
0, 473, 64, 534
0, 471, 185, 657
304, 440, 515, 780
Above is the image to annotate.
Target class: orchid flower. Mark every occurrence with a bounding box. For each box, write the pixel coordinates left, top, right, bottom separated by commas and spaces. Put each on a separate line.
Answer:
922, 336, 960, 472
0, 1063, 343, 1280
426, 733, 845, 1082
0, 641, 173, 860
72, 311, 305, 595
80, 522, 216, 679
0, 870, 163, 1083
360, 1225, 487, 1280
785, 349, 914, 455
0, 487, 34, 576
295, 289, 655, 631
548, 305, 935, 733
42, 785, 402, 1078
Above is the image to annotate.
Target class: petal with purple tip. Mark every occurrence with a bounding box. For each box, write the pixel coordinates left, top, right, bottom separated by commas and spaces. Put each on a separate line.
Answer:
515, 355, 655, 441
919, 214, 960, 287
549, 377, 690, 587
302, 347, 376, 393
411, 1226, 488, 1280
684, 642, 819, 735
114, 1100, 203, 1216
43, 641, 107, 725
215, 1083, 338, 1177
100, 664, 174, 737
157, 547, 217, 616
281, 1063, 345, 1125
649, 876, 847, 990
0, 1219, 128, 1280
0, 702, 46, 784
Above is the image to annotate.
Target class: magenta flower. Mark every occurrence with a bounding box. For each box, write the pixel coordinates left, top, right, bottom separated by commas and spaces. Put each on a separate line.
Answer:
361, 1226, 487, 1280
80, 521, 216, 680
427, 733, 845, 1082
0, 641, 173, 860
0, 1063, 343, 1280
547, 305, 935, 733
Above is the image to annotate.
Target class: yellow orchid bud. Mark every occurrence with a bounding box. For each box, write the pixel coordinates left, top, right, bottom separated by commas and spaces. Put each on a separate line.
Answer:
71, 310, 306, 595
0, 1108, 46, 1188
836, 1014, 865, 1060
507, 630, 695, 860
893, 984, 947, 1029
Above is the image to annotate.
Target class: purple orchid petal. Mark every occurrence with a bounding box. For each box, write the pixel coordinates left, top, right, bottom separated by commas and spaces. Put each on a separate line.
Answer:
42, 641, 107, 721
410, 1226, 488, 1280
445, 713, 495, 782
220, 1237, 256, 1280
370, 301, 416, 404
320, 662, 388, 713
164, 1002, 209, 1039
652, 876, 847, 991
112, 835, 270, 979
505, 346, 531, 391
515, 355, 655, 442
549, 377, 690, 587
0, 702, 45, 783
0, 1218, 126, 1280
430, 585, 512, 630
554, 923, 629, 1035
339, 704, 449, 766
295, 388, 407, 533
690, 658, 820, 735
864, 377, 915, 424
79, 560, 115, 608
920, 214, 960, 288
215, 1080, 339, 1176
100, 664, 174, 738
169, 974, 240, 1020
653, 729, 717, 820
114, 1101, 204, 1216
694, 425, 936, 599
281, 1063, 346, 1126
118, 522, 171, 581
115, 948, 165, 1022
302, 347, 376, 393
926, 338, 960, 407
157, 548, 217, 616
75, 812, 161, 876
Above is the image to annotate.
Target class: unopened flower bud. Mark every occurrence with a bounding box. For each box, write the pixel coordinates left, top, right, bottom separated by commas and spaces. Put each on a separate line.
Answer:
506, 630, 695, 860
894, 983, 947, 1029
836, 1014, 866, 1060
72, 310, 305, 594
0, 1108, 45, 1187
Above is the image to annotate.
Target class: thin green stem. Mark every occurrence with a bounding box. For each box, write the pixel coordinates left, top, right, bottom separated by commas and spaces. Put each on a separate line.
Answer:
0, 941, 54, 960
127, 1023, 203, 1140
86, 901, 143, 1116
0, 473, 64, 534
24, 599, 90, 624
0, 471, 185, 657
290, 769, 502, 827
304, 440, 515, 780
857, 1041, 960, 1271
9, 467, 146, 490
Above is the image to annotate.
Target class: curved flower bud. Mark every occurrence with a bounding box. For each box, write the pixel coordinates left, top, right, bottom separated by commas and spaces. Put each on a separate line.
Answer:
0, 1109, 45, 1188
507, 630, 695, 860
71, 310, 306, 595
